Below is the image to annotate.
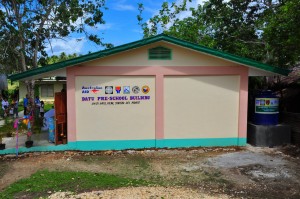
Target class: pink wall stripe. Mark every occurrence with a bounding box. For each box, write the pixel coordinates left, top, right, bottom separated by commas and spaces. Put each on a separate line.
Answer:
67, 68, 76, 142
155, 74, 164, 139
67, 65, 248, 142
238, 68, 249, 139
68, 65, 245, 76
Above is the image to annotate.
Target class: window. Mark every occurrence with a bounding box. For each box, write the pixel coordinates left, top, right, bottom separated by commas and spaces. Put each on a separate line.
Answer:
148, 46, 172, 60
41, 84, 54, 97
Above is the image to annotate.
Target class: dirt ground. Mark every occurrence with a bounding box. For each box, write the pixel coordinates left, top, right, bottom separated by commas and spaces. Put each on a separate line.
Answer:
0, 144, 300, 199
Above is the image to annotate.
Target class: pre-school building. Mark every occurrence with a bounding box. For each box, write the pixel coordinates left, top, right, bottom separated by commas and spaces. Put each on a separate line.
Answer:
8, 34, 289, 152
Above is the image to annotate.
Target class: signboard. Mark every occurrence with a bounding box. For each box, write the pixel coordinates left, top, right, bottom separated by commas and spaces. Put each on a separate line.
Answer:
81, 85, 151, 106
255, 98, 279, 114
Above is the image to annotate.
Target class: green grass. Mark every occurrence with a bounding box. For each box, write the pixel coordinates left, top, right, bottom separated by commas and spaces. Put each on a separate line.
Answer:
0, 170, 153, 199
17, 102, 54, 113
17, 106, 24, 112
44, 103, 54, 112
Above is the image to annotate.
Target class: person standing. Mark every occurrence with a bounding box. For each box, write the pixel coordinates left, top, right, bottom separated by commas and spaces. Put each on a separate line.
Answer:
34, 96, 41, 119
23, 94, 29, 116
1, 98, 9, 117
40, 101, 45, 118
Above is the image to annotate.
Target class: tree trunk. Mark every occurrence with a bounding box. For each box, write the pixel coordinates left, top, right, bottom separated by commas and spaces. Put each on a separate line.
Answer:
26, 80, 35, 101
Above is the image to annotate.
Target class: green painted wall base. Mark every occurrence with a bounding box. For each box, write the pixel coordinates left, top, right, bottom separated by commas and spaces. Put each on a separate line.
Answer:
0, 138, 246, 155
156, 138, 246, 148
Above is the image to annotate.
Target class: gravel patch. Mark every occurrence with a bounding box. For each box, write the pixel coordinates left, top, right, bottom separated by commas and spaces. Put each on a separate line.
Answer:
47, 187, 231, 199
205, 151, 287, 168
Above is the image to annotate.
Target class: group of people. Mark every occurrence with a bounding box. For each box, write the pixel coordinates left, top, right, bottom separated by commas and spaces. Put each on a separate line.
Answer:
0, 94, 44, 118
1, 97, 19, 118
23, 94, 45, 118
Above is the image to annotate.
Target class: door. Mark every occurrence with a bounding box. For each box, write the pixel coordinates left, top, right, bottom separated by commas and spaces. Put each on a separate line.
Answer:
55, 92, 67, 145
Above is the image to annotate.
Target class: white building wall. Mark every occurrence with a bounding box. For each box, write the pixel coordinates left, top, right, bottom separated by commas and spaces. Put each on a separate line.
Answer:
164, 76, 240, 139
75, 76, 156, 141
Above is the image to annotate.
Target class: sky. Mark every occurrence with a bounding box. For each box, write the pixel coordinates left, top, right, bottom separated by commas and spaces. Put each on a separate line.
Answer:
48, 0, 204, 56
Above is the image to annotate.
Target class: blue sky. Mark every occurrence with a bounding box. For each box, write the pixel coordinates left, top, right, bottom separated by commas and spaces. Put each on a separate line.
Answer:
48, 0, 203, 56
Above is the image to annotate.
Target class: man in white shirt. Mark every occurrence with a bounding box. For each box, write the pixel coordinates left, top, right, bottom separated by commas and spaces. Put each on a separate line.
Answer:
2, 98, 9, 117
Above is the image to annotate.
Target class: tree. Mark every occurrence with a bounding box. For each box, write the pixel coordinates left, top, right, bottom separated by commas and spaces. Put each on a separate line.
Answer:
263, 0, 300, 67
138, 1, 191, 38
137, 0, 299, 68
138, 0, 268, 60
0, 0, 110, 97
45, 52, 79, 65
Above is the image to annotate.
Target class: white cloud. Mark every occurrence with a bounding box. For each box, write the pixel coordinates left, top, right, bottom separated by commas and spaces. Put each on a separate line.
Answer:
111, 0, 135, 11
46, 37, 86, 56
84, 23, 113, 33
176, 0, 206, 20
97, 23, 113, 31
113, 4, 135, 11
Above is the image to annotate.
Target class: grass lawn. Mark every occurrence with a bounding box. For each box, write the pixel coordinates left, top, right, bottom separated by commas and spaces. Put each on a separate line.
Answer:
17, 102, 54, 113
0, 170, 153, 199
44, 103, 54, 112
17, 106, 24, 112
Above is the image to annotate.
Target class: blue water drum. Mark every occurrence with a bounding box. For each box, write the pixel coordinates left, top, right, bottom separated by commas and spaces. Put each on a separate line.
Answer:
48, 117, 55, 143
254, 90, 279, 125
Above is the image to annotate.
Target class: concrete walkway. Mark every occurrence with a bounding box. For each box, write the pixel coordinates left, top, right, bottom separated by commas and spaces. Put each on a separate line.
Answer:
2, 131, 53, 149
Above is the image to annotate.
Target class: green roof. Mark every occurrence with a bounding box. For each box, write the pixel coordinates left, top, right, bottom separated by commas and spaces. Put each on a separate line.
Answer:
9, 34, 290, 81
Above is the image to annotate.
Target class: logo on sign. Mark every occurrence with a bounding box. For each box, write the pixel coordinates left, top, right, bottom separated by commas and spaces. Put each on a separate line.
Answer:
91, 89, 99, 94
123, 86, 130, 94
105, 86, 113, 94
142, 85, 150, 94
132, 86, 140, 94
81, 86, 102, 94
115, 86, 121, 94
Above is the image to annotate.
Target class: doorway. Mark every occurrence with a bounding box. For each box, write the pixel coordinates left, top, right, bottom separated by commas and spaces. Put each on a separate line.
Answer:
54, 92, 67, 145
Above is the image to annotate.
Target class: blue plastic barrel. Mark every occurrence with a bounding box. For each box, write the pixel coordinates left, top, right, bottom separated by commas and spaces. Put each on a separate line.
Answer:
48, 117, 55, 143
254, 90, 279, 125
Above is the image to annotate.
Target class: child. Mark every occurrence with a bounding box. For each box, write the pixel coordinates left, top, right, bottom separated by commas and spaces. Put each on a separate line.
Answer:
40, 101, 45, 118
2, 98, 9, 117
